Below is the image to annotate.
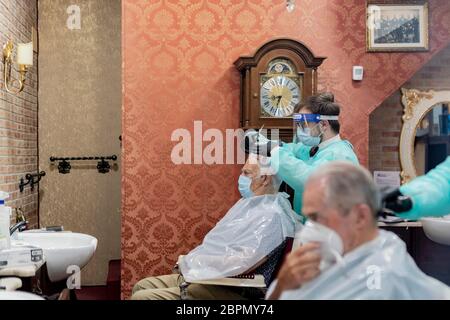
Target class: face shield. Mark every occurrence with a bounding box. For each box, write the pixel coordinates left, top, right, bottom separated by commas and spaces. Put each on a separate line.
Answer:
293, 114, 339, 144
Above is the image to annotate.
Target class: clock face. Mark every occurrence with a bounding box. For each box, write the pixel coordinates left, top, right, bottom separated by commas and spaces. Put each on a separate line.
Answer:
260, 76, 300, 117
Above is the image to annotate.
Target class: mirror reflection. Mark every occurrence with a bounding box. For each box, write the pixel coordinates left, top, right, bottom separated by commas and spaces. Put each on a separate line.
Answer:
414, 102, 450, 176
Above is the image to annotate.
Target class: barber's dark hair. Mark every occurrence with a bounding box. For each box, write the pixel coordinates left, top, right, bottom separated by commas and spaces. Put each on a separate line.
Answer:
299, 92, 341, 133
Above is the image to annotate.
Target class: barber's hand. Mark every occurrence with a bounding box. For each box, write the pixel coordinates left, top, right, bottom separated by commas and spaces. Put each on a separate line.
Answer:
380, 187, 413, 216
269, 243, 321, 299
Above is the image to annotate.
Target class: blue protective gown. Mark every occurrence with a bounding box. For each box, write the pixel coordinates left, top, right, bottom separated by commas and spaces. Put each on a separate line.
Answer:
270, 139, 359, 216
398, 156, 450, 220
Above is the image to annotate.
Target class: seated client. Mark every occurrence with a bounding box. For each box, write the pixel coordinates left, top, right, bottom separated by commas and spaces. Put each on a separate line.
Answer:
131, 154, 299, 300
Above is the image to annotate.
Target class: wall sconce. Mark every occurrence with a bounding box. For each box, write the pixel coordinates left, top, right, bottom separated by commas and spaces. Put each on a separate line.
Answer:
2, 40, 33, 94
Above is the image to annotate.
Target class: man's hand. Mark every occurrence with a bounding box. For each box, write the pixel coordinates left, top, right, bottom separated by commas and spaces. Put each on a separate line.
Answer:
268, 243, 321, 300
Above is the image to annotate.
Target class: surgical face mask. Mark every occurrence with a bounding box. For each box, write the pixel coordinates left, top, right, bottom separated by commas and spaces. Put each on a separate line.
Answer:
293, 220, 344, 272
296, 125, 323, 147
238, 175, 254, 199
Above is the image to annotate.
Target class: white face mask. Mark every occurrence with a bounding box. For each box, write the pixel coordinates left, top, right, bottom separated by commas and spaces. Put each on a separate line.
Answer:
293, 220, 344, 272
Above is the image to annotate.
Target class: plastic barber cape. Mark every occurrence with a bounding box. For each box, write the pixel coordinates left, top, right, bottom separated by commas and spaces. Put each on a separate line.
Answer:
179, 193, 299, 282
269, 230, 450, 300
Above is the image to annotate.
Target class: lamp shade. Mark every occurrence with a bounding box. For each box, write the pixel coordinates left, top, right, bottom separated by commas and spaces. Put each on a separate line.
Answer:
17, 42, 33, 66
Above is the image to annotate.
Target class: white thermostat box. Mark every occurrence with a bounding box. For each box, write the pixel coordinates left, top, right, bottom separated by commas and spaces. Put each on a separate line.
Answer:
353, 66, 364, 81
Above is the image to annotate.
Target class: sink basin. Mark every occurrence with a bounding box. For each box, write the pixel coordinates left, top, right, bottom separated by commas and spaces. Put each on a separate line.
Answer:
421, 216, 450, 246
0, 291, 44, 300
14, 232, 97, 282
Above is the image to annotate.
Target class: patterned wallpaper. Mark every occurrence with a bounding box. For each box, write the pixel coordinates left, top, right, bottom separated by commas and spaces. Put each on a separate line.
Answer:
122, 0, 450, 297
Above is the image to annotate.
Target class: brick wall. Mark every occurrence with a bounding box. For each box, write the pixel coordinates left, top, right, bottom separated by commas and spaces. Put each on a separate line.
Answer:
0, 0, 38, 228
369, 43, 450, 173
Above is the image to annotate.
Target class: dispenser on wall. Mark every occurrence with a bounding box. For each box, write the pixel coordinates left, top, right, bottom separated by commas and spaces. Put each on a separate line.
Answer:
0, 192, 12, 250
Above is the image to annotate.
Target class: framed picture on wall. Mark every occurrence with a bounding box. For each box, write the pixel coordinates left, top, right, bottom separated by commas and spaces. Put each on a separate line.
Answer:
367, 2, 429, 52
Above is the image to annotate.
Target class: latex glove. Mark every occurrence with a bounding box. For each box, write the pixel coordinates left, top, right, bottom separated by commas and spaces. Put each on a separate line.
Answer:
379, 187, 412, 218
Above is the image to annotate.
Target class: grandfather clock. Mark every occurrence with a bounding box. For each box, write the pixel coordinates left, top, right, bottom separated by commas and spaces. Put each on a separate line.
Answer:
234, 38, 326, 142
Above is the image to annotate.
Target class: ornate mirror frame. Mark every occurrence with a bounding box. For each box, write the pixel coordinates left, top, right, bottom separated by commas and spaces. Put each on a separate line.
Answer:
400, 88, 449, 184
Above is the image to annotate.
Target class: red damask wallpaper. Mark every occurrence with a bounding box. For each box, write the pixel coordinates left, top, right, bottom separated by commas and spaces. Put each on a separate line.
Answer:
122, 0, 450, 297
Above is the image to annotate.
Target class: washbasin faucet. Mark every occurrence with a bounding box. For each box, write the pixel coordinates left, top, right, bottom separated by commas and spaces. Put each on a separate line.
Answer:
10, 208, 28, 236
10, 220, 28, 236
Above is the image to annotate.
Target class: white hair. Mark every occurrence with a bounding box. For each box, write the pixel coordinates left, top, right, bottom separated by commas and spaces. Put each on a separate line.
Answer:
307, 162, 381, 219
247, 153, 283, 192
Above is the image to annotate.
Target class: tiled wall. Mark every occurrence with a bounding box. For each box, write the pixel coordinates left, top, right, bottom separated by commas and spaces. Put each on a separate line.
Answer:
0, 0, 38, 227
369, 43, 450, 173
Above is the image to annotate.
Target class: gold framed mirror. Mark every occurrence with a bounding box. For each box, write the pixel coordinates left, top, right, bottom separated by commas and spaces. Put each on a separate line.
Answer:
400, 88, 450, 184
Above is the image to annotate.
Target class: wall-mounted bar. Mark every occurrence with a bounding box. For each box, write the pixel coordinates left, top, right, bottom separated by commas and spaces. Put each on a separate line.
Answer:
50, 155, 118, 174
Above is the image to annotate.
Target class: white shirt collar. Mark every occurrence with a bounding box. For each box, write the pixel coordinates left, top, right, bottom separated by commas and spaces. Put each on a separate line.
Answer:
319, 134, 341, 149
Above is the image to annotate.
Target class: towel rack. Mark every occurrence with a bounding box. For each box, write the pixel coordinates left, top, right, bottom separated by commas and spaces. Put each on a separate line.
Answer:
50, 155, 118, 174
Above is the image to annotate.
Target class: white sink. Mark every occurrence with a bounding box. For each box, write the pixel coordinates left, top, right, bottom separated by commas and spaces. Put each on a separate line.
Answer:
0, 291, 44, 300
14, 232, 97, 282
421, 216, 450, 246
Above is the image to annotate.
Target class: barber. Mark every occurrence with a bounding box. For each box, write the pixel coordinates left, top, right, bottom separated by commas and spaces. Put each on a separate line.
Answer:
250, 93, 360, 217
